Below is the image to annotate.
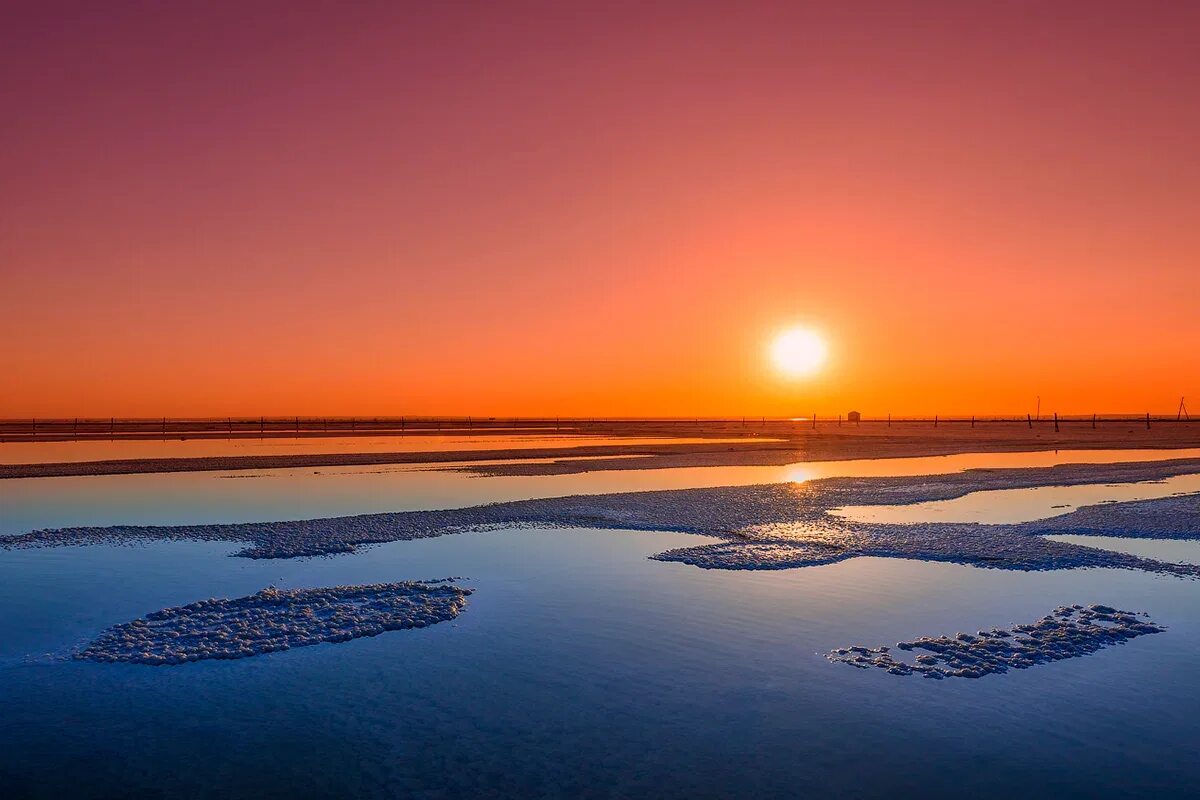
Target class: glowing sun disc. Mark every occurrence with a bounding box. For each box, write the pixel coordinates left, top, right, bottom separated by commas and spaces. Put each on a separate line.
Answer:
770, 327, 827, 377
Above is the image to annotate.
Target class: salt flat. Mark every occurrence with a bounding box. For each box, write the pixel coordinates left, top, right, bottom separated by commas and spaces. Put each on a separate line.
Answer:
10, 459, 1200, 580
5, 444, 1200, 796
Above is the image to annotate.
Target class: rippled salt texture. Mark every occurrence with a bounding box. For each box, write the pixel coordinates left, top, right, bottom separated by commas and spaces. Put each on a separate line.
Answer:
77, 582, 471, 665
7, 447, 1200, 535
1044, 535, 1200, 566
833, 472, 1200, 524
828, 605, 1164, 679
9, 460, 1200, 579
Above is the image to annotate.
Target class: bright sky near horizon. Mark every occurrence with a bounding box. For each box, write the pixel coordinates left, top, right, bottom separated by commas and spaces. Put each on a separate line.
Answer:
2, 1, 1198, 417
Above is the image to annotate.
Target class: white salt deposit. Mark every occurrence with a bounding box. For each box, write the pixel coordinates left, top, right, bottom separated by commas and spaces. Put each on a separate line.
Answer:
76, 581, 471, 665
827, 605, 1164, 679
7, 459, 1200, 577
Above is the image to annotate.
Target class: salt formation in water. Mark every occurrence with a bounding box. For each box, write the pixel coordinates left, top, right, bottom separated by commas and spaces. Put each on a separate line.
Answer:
8, 459, 1200, 577
827, 605, 1164, 679
76, 581, 471, 665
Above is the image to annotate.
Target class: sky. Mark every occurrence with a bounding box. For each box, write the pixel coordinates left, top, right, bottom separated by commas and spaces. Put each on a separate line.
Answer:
2, 1, 1198, 418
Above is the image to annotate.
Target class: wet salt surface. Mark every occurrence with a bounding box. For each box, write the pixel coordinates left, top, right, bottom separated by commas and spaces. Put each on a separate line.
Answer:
1045, 535, 1200, 566
833, 472, 1200, 524
6, 447, 1200, 536
77, 582, 471, 665
11, 460, 1200, 579
828, 605, 1164, 679
4, 453, 1200, 797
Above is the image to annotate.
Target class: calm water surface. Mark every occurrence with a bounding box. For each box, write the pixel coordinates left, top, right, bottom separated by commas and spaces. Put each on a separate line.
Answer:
0, 434, 776, 464
835, 472, 1200, 524
2, 447, 1199, 798
6, 448, 1200, 535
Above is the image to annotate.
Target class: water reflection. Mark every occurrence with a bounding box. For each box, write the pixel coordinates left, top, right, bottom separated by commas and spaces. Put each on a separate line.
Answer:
0, 434, 778, 465
1044, 534, 1200, 566
5, 448, 1200, 536
3, 448, 1200, 796
2, 527, 1198, 797
833, 473, 1200, 525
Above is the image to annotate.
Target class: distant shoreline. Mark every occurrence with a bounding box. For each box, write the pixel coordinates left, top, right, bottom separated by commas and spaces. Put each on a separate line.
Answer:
1, 415, 1193, 444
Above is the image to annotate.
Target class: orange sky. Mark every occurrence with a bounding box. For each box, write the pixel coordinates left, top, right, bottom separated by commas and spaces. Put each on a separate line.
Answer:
2, 1, 1198, 418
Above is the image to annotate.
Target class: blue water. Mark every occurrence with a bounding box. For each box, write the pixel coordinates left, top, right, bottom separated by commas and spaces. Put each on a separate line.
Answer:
3, 452, 1200, 797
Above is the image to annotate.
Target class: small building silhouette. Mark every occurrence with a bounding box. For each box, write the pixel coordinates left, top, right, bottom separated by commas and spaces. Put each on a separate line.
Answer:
846, 411, 861, 423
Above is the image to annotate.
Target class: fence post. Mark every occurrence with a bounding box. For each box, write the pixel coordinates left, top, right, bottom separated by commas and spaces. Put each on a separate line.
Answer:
1027, 414, 1032, 429
934, 415, 938, 427
1092, 413, 1096, 429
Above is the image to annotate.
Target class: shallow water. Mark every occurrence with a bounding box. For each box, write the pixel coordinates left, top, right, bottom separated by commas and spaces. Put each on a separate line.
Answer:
1046, 534, 1200, 566
2, 450, 1200, 798
3, 530, 1198, 798
0, 433, 774, 464
834, 472, 1200, 525
6, 448, 1200, 536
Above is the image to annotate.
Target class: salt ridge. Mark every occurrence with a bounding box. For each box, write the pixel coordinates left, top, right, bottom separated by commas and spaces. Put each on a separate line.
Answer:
76, 581, 471, 665
7, 459, 1200, 577
827, 605, 1164, 679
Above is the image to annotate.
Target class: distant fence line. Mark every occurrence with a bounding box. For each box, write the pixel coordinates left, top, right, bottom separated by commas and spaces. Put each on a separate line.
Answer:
0, 413, 1194, 441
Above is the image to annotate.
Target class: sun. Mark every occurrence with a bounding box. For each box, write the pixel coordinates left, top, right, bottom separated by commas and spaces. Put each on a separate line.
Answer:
770, 327, 827, 377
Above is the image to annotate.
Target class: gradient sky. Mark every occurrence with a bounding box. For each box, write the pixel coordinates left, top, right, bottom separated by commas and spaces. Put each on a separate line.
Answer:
3, 1, 1198, 417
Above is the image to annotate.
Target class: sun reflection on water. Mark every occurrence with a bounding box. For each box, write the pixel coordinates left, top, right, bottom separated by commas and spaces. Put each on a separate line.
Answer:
785, 466, 816, 484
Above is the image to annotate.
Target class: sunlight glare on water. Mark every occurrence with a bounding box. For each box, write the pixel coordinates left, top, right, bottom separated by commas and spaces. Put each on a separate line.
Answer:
5, 448, 1200, 536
